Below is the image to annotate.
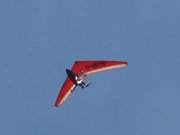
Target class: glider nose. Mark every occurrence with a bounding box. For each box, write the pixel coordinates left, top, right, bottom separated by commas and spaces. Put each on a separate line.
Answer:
66, 69, 71, 74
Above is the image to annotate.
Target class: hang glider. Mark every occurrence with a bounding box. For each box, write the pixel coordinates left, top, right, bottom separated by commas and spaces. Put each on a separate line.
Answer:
54, 60, 128, 107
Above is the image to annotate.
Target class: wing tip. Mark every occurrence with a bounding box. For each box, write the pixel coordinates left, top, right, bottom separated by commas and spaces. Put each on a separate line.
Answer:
124, 61, 128, 66
54, 102, 61, 108
54, 102, 59, 107
54, 98, 62, 108
117, 61, 128, 68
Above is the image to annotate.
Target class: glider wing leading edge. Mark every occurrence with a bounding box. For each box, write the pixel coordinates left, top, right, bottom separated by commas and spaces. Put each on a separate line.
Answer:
71, 60, 128, 76
54, 60, 128, 107
54, 78, 76, 107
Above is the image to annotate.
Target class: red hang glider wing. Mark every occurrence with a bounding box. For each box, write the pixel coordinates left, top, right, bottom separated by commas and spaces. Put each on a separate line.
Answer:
54, 78, 76, 107
54, 60, 128, 107
71, 60, 128, 76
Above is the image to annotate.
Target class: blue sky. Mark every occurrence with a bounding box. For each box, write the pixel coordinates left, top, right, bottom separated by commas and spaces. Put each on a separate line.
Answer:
0, 0, 180, 134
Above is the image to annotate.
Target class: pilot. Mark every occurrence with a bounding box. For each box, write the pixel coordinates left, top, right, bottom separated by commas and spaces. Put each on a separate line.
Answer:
75, 75, 86, 88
